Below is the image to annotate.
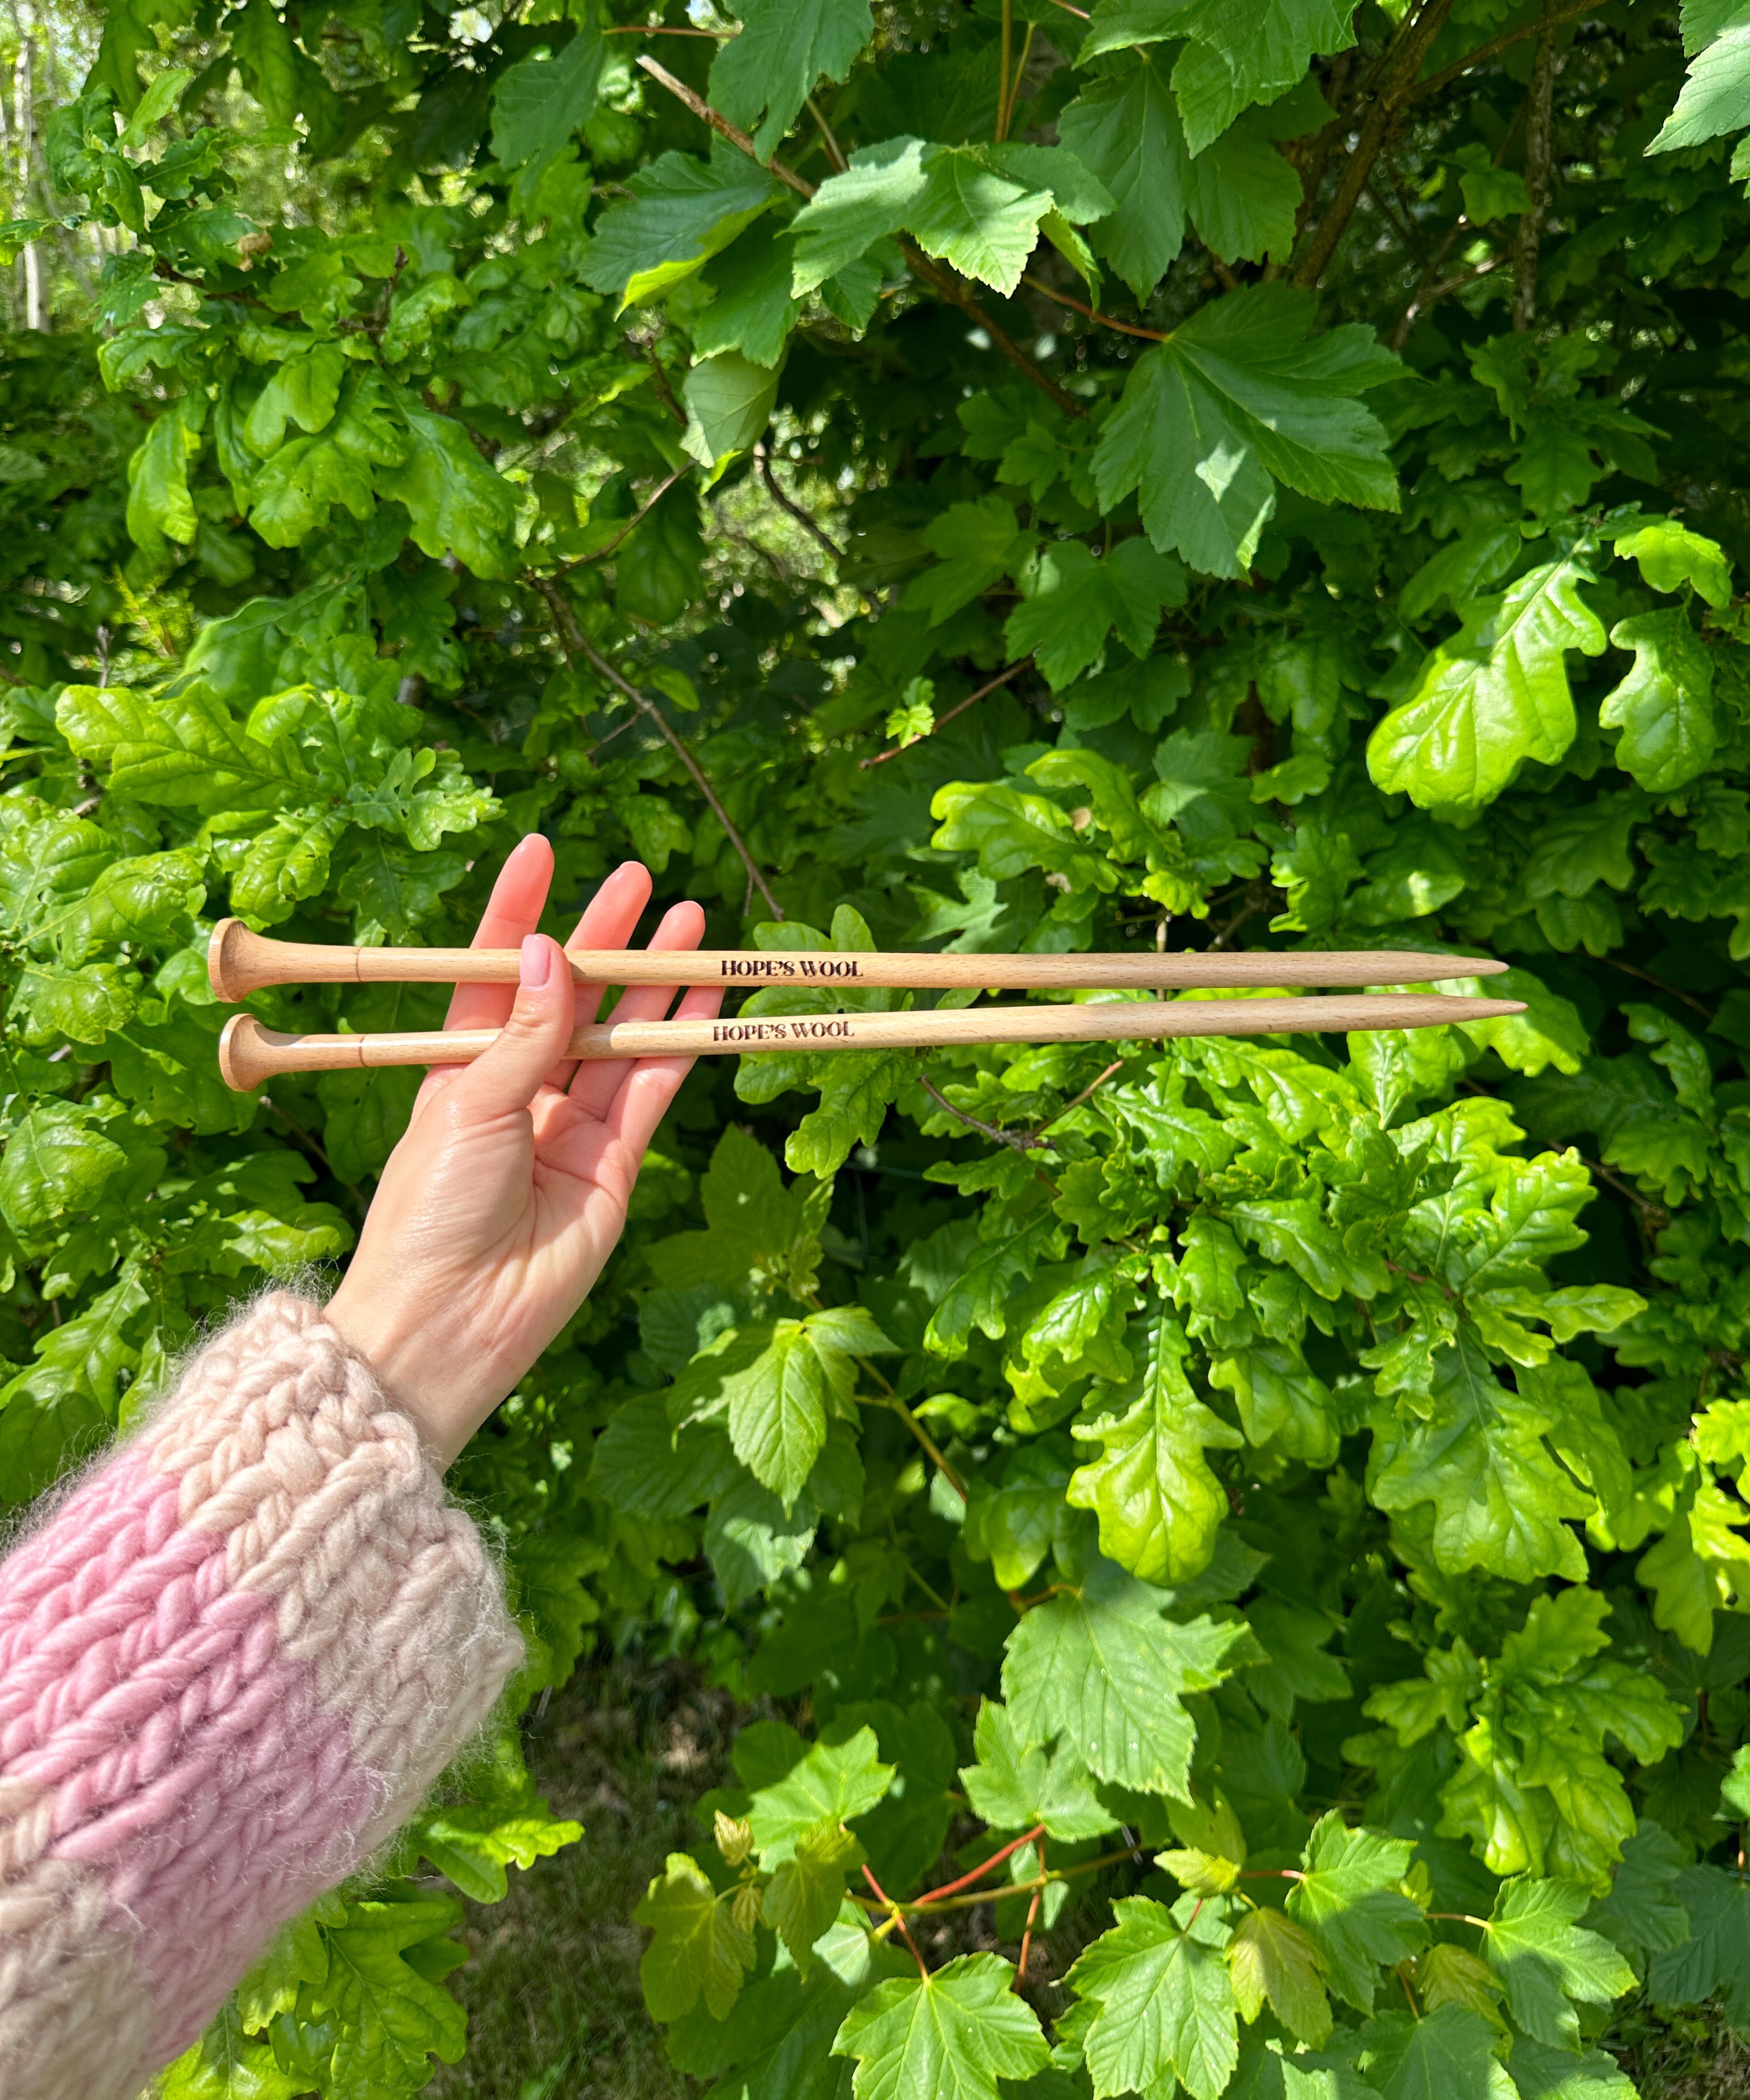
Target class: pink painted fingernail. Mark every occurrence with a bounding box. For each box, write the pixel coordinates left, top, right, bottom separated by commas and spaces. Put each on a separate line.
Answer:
521, 935, 551, 989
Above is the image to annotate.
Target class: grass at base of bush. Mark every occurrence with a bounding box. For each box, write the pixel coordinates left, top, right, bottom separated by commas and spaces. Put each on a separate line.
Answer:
427, 1657, 737, 2099
1613, 2004, 1750, 2100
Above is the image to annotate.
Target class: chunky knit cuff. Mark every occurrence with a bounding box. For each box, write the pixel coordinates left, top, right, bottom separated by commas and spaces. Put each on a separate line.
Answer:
0, 1291, 525, 2100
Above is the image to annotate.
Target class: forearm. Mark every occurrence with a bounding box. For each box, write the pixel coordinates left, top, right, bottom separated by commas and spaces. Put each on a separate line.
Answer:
0, 1291, 525, 2100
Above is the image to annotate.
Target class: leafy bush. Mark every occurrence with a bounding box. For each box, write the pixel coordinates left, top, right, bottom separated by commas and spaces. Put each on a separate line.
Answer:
12, 0, 1750, 2094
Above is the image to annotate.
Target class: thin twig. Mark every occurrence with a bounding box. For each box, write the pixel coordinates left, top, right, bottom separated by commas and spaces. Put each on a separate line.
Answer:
1412, 0, 1608, 101
861, 661, 1029, 767
1017, 1838, 1046, 1984
1604, 956, 1714, 1020
638, 342, 688, 427
851, 1840, 1148, 1920
560, 466, 690, 572
1391, 249, 1502, 349
1032, 1059, 1126, 1137
919, 1073, 1051, 1154
806, 94, 847, 170
876, 1392, 969, 1500
263, 1098, 366, 1213
863, 1864, 930, 1976
529, 575, 784, 917
1021, 273, 1168, 341
637, 53, 816, 197
634, 54, 1083, 418
916, 1825, 1046, 1906
756, 442, 843, 563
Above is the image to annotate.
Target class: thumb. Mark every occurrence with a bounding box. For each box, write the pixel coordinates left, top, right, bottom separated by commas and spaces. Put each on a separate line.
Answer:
446, 934, 575, 1124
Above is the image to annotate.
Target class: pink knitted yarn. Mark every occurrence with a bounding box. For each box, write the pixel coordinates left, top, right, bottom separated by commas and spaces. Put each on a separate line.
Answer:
0, 1292, 526, 2099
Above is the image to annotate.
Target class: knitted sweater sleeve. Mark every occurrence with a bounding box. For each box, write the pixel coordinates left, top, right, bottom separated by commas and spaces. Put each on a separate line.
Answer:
0, 1290, 526, 2100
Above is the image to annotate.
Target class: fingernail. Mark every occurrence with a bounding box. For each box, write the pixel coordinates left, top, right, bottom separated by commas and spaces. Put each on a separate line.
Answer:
521, 935, 551, 989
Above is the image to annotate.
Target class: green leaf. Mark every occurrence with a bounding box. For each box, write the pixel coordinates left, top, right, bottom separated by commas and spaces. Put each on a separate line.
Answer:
584, 149, 783, 306
833, 1954, 1049, 2100
378, 405, 517, 578
1612, 518, 1733, 608
310, 1892, 470, 2091
1286, 1813, 1427, 2012
1481, 1878, 1637, 2047
126, 395, 201, 559
1185, 115, 1302, 266
959, 1698, 1116, 1841
1058, 53, 1188, 301
709, 0, 873, 161
1585, 1820, 1691, 1961
1453, 144, 1531, 223
904, 496, 1033, 625
1091, 284, 1400, 579
1001, 1558, 1245, 1797
1004, 538, 1185, 691
764, 1815, 866, 1963
0, 1102, 128, 1236
1600, 611, 1716, 793
1652, 19, 1750, 149
924, 1211, 1064, 1357
1366, 553, 1608, 814
1079, 0, 1358, 153
963, 1442, 1075, 1590
490, 23, 606, 191
636, 1852, 757, 2021
723, 1306, 878, 1510
694, 219, 802, 366
791, 138, 931, 293
1359, 2004, 1512, 2100
1067, 1309, 1242, 1584
1227, 1908, 1332, 2048
682, 351, 780, 471
1649, 1865, 1750, 2027
1509, 2041, 1638, 2100
791, 140, 1111, 297
747, 1727, 895, 1862
158, 2004, 308, 2099
1068, 1895, 1239, 2100
1370, 1328, 1593, 1583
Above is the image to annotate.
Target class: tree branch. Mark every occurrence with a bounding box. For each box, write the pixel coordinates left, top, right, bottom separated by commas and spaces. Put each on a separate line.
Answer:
755, 442, 843, 563
1411, 0, 1607, 102
1022, 273, 1168, 342
528, 573, 785, 918
1292, 0, 1459, 288
861, 660, 1029, 768
919, 1072, 1052, 1154
635, 54, 1085, 420
1513, 0, 1561, 332
560, 464, 691, 572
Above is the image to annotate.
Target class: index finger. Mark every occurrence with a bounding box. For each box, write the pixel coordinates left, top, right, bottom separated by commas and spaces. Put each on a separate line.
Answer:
441, 832, 556, 1036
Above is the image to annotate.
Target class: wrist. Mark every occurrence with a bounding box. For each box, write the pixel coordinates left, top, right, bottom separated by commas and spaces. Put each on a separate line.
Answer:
326, 1276, 466, 1466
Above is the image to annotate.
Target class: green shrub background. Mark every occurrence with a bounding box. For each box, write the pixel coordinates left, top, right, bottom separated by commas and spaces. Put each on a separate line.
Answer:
8, 0, 1750, 2091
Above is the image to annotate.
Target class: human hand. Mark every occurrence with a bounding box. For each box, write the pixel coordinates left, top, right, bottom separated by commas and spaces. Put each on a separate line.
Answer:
326, 834, 719, 1464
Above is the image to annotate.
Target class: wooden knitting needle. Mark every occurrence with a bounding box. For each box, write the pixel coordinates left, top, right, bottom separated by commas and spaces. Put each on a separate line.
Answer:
207, 919, 1506, 1000
217, 993, 1525, 1091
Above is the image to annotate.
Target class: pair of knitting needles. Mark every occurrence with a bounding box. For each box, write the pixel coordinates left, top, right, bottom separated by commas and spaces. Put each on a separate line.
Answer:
208, 920, 1521, 1093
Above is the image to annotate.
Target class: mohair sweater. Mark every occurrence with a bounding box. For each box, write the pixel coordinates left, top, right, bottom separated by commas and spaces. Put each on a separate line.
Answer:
0, 1291, 525, 2100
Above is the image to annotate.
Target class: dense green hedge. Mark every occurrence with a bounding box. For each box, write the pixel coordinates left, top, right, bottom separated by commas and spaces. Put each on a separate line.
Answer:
10, 0, 1750, 2091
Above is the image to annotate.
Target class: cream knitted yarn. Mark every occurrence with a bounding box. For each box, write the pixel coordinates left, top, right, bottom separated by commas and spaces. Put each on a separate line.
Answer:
0, 1291, 525, 2099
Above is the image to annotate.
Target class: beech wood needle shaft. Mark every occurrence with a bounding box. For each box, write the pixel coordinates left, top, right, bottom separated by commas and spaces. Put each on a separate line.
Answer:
208, 919, 1507, 1000
218, 993, 1525, 1092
